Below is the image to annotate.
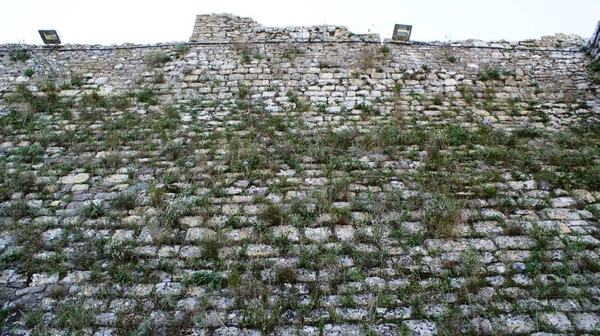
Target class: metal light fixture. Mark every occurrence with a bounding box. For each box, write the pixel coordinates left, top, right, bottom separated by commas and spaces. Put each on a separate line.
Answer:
392, 24, 412, 42
38, 30, 61, 45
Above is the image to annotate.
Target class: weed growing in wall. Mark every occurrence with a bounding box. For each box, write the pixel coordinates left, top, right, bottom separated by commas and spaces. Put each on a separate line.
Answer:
7, 44, 30, 62
478, 63, 502, 81
143, 51, 171, 67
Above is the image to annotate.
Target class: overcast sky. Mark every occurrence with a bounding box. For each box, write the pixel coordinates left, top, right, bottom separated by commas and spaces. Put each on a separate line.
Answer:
1, 0, 599, 45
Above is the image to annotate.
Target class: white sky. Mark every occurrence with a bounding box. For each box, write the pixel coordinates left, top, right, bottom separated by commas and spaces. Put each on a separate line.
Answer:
1, 0, 599, 45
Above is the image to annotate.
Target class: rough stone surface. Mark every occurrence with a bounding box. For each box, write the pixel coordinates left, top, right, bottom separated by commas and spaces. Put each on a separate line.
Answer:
570, 313, 600, 332
588, 21, 600, 61
58, 173, 90, 184
537, 312, 573, 332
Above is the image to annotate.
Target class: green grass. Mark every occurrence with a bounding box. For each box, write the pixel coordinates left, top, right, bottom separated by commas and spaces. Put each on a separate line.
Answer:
53, 303, 95, 330
136, 89, 158, 105
80, 202, 105, 219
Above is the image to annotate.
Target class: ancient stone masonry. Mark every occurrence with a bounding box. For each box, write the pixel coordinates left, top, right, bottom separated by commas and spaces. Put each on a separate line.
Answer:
0, 13, 599, 336
1, 22, 598, 129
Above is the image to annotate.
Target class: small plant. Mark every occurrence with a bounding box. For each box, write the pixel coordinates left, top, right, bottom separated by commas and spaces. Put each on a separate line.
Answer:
23, 310, 44, 328
70, 73, 85, 87
275, 266, 297, 284
109, 94, 131, 109
286, 91, 307, 111
579, 255, 600, 272
163, 105, 179, 119
174, 43, 190, 56
459, 248, 481, 277
153, 72, 165, 84
162, 141, 187, 161
24, 68, 34, 77
242, 299, 281, 334
149, 186, 164, 207
200, 234, 223, 261
186, 271, 225, 287
16, 145, 44, 163
447, 55, 457, 63
131, 318, 154, 336
357, 102, 377, 115
105, 238, 136, 262
531, 82, 545, 94
13, 171, 38, 194
240, 50, 251, 64
419, 193, 463, 237
380, 45, 391, 55
237, 86, 251, 99
111, 191, 138, 210
530, 224, 558, 249
457, 85, 474, 105
281, 45, 302, 60
8, 44, 30, 62
393, 82, 403, 96
53, 303, 95, 330
156, 197, 193, 228
101, 152, 122, 168
478, 63, 502, 81
80, 91, 109, 110
136, 89, 157, 105
589, 60, 600, 72
1, 199, 37, 220
260, 202, 289, 226
80, 202, 105, 219
143, 51, 171, 67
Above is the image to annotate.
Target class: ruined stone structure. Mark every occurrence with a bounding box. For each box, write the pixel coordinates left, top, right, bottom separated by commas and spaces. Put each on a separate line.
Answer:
0, 14, 599, 335
190, 13, 380, 42
588, 21, 600, 62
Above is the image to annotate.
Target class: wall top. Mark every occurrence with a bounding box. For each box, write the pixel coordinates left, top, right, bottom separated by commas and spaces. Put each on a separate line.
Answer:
189, 13, 586, 50
190, 13, 381, 43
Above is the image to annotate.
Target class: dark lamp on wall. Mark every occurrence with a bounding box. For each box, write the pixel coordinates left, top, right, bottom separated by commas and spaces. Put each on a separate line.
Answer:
38, 30, 61, 45
392, 24, 412, 42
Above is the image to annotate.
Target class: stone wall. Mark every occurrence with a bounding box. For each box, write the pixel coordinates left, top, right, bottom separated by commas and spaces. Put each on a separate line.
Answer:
1, 14, 600, 335
1, 27, 598, 131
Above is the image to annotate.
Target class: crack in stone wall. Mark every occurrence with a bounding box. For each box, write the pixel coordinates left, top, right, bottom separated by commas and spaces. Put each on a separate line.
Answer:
588, 21, 600, 62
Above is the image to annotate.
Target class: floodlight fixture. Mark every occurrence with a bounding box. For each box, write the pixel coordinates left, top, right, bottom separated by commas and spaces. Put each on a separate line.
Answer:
38, 30, 61, 45
392, 24, 412, 42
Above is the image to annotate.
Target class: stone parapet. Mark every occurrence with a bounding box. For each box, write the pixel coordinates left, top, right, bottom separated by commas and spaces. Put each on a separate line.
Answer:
190, 13, 380, 42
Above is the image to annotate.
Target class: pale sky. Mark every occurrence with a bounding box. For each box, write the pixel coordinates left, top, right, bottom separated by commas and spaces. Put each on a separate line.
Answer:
1, 0, 599, 45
